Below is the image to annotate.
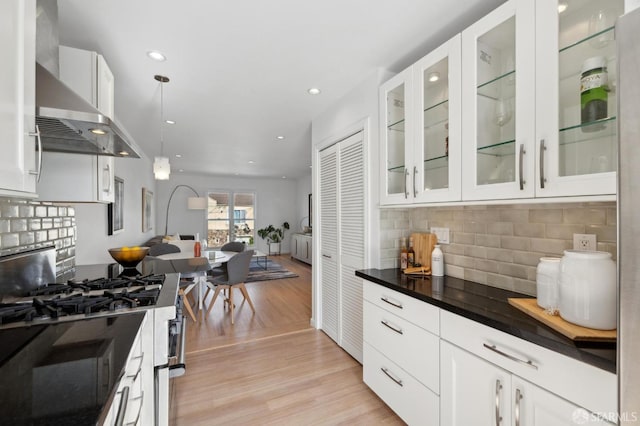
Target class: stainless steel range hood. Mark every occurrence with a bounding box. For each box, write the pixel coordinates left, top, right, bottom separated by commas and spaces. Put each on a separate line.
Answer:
35, 63, 141, 158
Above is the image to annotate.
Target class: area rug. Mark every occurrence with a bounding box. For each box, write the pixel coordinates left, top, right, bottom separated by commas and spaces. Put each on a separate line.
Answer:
245, 259, 298, 283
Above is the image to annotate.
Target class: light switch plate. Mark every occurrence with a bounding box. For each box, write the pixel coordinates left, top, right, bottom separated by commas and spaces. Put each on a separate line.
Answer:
431, 227, 450, 244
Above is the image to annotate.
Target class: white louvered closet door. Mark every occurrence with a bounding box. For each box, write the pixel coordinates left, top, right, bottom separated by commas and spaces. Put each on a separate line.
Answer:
319, 144, 339, 343
338, 132, 364, 363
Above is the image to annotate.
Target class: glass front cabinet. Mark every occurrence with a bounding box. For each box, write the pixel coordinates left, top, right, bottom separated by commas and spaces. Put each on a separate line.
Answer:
380, 35, 461, 205
462, 0, 623, 201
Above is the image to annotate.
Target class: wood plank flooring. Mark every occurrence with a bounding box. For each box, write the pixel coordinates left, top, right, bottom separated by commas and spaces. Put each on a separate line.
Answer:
170, 255, 404, 425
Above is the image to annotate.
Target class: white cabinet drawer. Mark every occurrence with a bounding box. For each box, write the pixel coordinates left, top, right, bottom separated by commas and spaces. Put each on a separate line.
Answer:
440, 310, 616, 415
363, 280, 439, 335
363, 342, 439, 426
364, 301, 439, 393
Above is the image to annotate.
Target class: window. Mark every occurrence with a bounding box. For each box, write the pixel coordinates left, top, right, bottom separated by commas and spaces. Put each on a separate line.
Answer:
207, 191, 255, 248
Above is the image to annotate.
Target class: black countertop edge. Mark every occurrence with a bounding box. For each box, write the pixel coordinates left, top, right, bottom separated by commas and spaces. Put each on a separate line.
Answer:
356, 269, 616, 374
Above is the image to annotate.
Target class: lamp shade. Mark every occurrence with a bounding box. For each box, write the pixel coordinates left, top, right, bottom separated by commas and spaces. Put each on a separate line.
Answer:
187, 196, 207, 210
153, 156, 171, 180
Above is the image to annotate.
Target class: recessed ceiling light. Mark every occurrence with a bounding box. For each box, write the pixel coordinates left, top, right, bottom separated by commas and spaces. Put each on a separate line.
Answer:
147, 50, 166, 62
90, 128, 106, 135
276, 135, 285, 140
175, 154, 182, 158
165, 119, 175, 125
281, 176, 287, 179
308, 87, 321, 95
119, 151, 129, 156
179, 169, 184, 172
558, 2, 568, 13
248, 160, 255, 164
428, 72, 440, 82
309, 165, 312, 168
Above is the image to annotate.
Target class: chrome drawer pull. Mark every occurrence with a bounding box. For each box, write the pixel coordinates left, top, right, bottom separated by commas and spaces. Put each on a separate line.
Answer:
380, 320, 403, 335
519, 144, 526, 190
539, 139, 546, 189
515, 388, 523, 426
404, 168, 409, 199
380, 367, 403, 387
495, 379, 503, 426
483, 343, 538, 370
380, 296, 403, 309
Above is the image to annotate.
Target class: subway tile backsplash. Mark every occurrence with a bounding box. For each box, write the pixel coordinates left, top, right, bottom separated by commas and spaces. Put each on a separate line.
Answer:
379, 202, 616, 296
0, 197, 76, 276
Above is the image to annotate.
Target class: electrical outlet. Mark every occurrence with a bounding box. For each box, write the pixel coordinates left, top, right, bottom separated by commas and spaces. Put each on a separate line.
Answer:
431, 227, 450, 244
573, 234, 597, 251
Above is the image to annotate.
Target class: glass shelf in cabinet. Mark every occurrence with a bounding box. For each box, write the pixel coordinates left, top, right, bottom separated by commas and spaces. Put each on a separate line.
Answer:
477, 70, 516, 100
558, 27, 616, 82
387, 118, 405, 132
424, 100, 449, 129
477, 139, 516, 157
424, 155, 449, 172
559, 26, 615, 54
387, 164, 406, 173
559, 116, 616, 147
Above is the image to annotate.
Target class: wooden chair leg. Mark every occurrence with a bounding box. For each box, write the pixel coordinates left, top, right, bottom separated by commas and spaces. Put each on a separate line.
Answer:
229, 286, 235, 324
205, 286, 223, 317
179, 288, 197, 322
238, 283, 255, 313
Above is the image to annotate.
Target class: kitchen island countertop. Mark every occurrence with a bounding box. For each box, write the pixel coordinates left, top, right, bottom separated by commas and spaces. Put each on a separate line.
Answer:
356, 269, 616, 373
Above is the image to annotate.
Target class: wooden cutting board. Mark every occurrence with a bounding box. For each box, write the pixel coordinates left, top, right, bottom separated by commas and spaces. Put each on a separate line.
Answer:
410, 232, 438, 270
508, 298, 617, 342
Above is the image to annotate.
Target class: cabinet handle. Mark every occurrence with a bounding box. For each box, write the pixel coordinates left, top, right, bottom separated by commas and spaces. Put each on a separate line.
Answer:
380, 319, 403, 335
380, 367, 403, 387
539, 139, 546, 189
322, 254, 332, 259
115, 386, 130, 426
515, 388, 523, 426
28, 125, 43, 183
380, 296, 403, 309
413, 165, 418, 197
103, 162, 112, 193
404, 168, 409, 199
519, 144, 526, 190
495, 379, 503, 426
483, 343, 538, 370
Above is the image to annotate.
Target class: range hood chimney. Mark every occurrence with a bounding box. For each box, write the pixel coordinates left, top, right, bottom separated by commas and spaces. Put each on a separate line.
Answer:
34, 0, 141, 158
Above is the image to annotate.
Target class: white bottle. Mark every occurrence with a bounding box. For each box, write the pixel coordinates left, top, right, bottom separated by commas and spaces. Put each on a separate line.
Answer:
431, 244, 444, 277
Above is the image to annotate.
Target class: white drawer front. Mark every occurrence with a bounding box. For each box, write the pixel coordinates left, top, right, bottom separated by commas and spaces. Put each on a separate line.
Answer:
364, 301, 439, 393
363, 280, 439, 335
440, 310, 616, 415
363, 342, 439, 426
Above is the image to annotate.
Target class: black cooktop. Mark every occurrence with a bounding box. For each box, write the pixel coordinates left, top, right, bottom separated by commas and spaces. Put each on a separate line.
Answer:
0, 312, 145, 425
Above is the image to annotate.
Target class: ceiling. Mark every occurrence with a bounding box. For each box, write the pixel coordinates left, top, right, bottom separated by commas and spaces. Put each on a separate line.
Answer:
57, 0, 505, 180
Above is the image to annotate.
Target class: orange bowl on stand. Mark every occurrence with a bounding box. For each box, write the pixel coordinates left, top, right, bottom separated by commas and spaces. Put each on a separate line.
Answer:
108, 246, 150, 268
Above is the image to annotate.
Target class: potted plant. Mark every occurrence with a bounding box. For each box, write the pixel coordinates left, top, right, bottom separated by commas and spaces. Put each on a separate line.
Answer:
257, 222, 290, 255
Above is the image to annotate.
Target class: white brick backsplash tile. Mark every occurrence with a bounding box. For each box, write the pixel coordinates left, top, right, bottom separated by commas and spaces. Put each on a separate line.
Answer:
10, 219, 27, 232
18, 205, 34, 217
486, 248, 513, 263
463, 221, 486, 233
486, 273, 515, 291
1, 233, 19, 248
497, 262, 529, 279
453, 232, 475, 245
29, 219, 42, 230
476, 234, 501, 248
445, 264, 464, 279
0, 219, 9, 233
42, 218, 53, 229
35, 206, 48, 217
513, 278, 536, 296
47, 207, 58, 217
19, 232, 35, 245
513, 223, 545, 238
529, 209, 563, 224
465, 269, 487, 285
1, 204, 19, 217
530, 238, 571, 256
34, 230, 48, 242
587, 224, 617, 243
48, 229, 59, 240
487, 222, 514, 235
448, 254, 476, 268
563, 208, 606, 225
501, 236, 531, 251
475, 259, 499, 273
442, 243, 465, 255
499, 209, 529, 223
513, 251, 549, 267
545, 223, 585, 239
465, 245, 486, 259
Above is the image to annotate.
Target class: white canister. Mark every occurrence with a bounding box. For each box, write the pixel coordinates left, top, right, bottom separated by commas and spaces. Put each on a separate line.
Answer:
536, 257, 561, 311
559, 250, 617, 330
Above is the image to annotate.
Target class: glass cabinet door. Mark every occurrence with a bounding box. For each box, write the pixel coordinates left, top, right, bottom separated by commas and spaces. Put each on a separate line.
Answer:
535, 0, 623, 197
414, 35, 462, 203
462, 0, 535, 200
380, 69, 413, 204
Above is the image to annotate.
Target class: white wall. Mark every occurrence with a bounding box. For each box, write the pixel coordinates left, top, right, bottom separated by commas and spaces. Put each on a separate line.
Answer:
153, 173, 302, 255
74, 155, 157, 265
295, 174, 312, 232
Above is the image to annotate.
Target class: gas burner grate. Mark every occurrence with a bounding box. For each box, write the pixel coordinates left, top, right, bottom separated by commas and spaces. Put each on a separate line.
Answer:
27, 284, 73, 297
0, 304, 39, 324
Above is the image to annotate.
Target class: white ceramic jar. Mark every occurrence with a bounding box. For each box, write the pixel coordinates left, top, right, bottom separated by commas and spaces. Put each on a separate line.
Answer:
559, 250, 616, 330
536, 257, 561, 311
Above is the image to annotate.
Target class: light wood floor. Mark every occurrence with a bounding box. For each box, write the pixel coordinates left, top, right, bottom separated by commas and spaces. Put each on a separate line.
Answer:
170, 255, 404, 425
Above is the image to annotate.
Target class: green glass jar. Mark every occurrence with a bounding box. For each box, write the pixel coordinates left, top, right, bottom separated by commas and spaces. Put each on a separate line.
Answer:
580, 56, 608, 127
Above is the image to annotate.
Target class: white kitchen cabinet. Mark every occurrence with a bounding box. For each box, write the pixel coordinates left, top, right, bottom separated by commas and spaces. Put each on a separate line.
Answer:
37, 152, 115, 203
441, 341, 613, 426
440, 309, 617, 424
291, 233, 312, 265
59, 45, 115, 119
380, 35, 462, 205
318, 131, 365, 363
0, 0, 38, 198
462, 0, 624, 201
362, 281, 440, 424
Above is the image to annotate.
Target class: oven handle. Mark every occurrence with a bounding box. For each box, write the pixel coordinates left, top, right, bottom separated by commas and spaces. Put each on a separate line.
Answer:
169, 314, 187, 378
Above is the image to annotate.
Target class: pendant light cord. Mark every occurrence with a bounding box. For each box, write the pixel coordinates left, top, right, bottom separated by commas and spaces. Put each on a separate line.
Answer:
160, 80, 164, 157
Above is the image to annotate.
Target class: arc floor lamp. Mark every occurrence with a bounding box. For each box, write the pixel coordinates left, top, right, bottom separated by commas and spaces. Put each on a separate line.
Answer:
164, 184, 211, 235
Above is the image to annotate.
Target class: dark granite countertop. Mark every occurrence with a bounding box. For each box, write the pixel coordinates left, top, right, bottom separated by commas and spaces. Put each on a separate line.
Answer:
356, 269, 616, 374
0, 312, 145, 425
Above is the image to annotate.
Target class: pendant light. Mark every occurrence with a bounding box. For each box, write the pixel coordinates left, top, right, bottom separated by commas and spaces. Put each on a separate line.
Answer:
153, 75, 171, 180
